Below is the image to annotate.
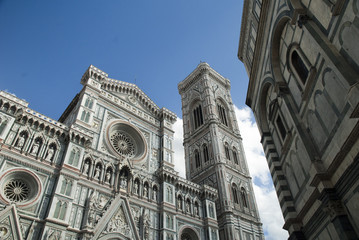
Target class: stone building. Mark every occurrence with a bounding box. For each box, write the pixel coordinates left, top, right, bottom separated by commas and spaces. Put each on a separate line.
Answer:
178, 63, 263, 240
238, 0, 359, 239
0, 64, 262, 239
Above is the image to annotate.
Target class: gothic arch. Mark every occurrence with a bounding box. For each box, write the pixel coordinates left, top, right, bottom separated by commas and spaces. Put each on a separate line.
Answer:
179, 226, 200, 240
258, 79, 275, 133
271, 14, 292, 86
216, 97, 231, 128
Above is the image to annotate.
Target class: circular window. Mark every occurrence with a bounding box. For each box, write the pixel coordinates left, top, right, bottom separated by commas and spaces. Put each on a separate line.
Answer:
106, 121, 147, 161
110, 131, 135, 157
4, 179, 30, 202
0, 169, 42, 207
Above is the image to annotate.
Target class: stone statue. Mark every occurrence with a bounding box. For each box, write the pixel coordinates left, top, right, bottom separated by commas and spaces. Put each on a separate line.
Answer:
31, 140, 40, 154
120, 176, 127, 189
186, 201, 190, 213
178, 199, 182, 209
153, 188, 157, 201
134, 182, 139, 194
83, 161, 90, 175
46, 146, 54, 161
143, 185, 148, 198
17, 135, 25, 148
105, 171, 111, 184
195, 204, 199, 216
94, 165, 101, 179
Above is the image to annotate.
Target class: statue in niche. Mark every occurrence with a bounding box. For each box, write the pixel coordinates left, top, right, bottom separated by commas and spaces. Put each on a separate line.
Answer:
134, 181, 139, 194
83, 161, 90, 175
45, 146, 55, 161
194, 204, 199, 216
152, 188, 157, 201
94, 165, 101, 179
178, 198, 182, 210
120, 175, 127, 189
16, 134, 25, 148
186, 201, 190, 213
143, 185, 148, 198
31, 139, 40, 154
105, 171, 111, 184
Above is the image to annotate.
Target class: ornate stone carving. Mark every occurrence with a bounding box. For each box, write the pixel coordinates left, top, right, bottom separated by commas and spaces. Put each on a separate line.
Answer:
106, 206, 131, 236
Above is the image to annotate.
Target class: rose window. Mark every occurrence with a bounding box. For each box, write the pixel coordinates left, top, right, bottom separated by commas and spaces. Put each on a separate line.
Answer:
110, 131, 135, 157
0, 169, 42, 207
4, 179, 30, 202
106, 121, 147, 161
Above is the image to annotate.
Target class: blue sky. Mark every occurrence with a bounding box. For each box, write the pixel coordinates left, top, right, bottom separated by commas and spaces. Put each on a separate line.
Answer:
0, 0, 247, 119
0, 1, 288, 239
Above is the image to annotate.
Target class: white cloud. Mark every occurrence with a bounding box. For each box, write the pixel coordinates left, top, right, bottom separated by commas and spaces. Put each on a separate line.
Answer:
172, 106, 288, 240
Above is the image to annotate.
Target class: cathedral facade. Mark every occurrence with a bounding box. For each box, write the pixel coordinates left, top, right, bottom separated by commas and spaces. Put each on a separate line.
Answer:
0, 64, 263, 239
239, 0, 359, 239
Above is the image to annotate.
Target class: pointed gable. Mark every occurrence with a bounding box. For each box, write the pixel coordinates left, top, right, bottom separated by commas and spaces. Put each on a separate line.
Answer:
0, 205, 23, 240
93, 195, 140, 240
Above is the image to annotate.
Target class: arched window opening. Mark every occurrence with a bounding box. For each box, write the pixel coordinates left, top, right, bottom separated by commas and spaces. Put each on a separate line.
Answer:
232, 148, 238, 165
0, 119, 8, 135
195, 150, 201, 168
241, 188, 249, 208
203, 144, 209, 163
84, 97, 94, 109
85, 112, 90, 123
217, 104, 228, 126
166, 186, 173, 203
192, 104, 204, 130
232, 185, 239, 204
224, 143, 230, 160
80, 110, 86, 121
291, 50, 309, 85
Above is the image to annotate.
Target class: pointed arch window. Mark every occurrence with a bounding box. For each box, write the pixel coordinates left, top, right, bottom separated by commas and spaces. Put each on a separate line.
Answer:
240, 188, 249, 208
224, 143, 231, 160
232, 184, 239, 204
192, 104, 204, 130
232, 147, 239, 165
203, 144, 209, 163
60, 178, 73, 196
68, 148, 81, 166
195, 150, 201, 168
54, 201, 67, 220
166, 186, 173, 203
80, 110, 90, 123
84, 97, 94, 109
217, 103, 228, 126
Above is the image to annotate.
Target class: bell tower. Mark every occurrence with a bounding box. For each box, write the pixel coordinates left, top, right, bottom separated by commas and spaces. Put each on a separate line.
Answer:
178, 63, 264, 240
